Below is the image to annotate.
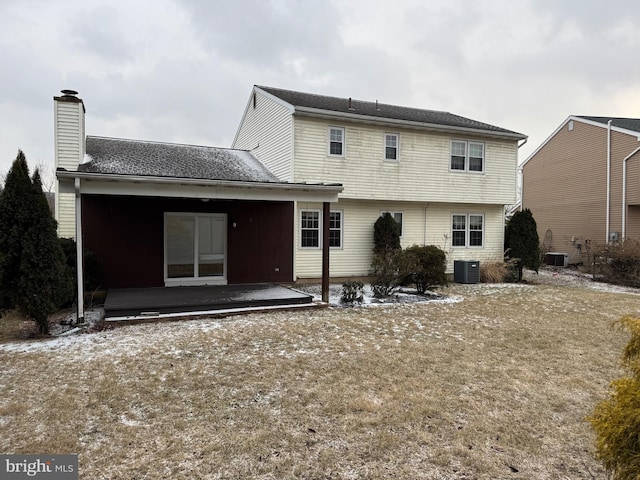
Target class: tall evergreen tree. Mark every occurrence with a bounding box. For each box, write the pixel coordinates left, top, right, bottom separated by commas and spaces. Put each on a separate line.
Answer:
0, 151, 32, 310
505, 208, 541, 281
0, 152, 71, 334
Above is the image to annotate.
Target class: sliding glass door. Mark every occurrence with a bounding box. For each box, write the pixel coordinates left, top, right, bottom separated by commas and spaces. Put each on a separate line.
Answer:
165, 213, 226, 286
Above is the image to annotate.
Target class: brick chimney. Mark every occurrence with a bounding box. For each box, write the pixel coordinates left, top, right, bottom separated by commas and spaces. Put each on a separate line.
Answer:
54, 89, 85, 238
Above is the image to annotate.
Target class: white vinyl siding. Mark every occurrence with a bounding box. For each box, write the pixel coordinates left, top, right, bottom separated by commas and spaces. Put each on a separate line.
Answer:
295, 200, 505, 278
293, 117, 517, 204
54, 100, 85, 239
233, 89, 294, 181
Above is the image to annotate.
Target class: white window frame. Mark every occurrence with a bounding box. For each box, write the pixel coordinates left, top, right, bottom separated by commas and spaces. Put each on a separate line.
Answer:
328, 126, 345, 157
450, 140, 485, 173
451, 213, 484, 248
329, 210, 343, 249
300, 209, 321, 249
380, 211, 404, 238
300, 209, 343, 249
384, 133, 399, 161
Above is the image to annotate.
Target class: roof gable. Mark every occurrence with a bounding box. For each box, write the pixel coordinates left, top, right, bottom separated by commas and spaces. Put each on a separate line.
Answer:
80, 136, 281, 183
256, 85, 525, 139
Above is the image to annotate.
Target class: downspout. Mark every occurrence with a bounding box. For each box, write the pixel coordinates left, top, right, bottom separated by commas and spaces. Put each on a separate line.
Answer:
622, 146, 640, 239
75, 177, 84, 325
423, 203, 429, 246
606, 120, 612, 243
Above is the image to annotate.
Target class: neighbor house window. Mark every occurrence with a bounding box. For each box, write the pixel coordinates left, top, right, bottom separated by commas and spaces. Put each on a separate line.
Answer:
451, 140, 485, 172
329, 127, 345, 156
329, 211, 343, 248
452, 214, 484, 247
385, 133, 399, 161
381, 211, 403, 237
301, 210, 320, 248
300, 210, 343, 248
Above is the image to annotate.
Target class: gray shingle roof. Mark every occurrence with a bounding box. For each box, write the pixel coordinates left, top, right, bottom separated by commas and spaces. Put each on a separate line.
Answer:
257, 85, 525, 138
80, 136, 281, 183
576, 116, 640, 133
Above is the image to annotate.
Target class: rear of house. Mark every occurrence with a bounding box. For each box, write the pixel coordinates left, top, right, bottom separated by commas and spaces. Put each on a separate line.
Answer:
522, 116, 640, 265
234, 86, 527, 279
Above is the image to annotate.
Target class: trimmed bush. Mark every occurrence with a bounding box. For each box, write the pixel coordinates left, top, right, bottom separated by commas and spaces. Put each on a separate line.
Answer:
341, 280, 364, 305
589, 316, 640, 479
594, 239, 640, 288
374, 213, 400, 255
505, 208, 541, 281
398, 245, 447, 293
371, 251, 399, 297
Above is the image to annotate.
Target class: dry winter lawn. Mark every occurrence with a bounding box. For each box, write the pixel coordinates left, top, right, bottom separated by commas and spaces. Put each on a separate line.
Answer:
1, 271, 640, 479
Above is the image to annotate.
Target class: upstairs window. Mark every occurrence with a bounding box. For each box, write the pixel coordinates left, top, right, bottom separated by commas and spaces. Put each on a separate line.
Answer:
452, 214, 484, 247
385, 133, 399, 161
451, 140, 484, 172
329, 127, 345, 156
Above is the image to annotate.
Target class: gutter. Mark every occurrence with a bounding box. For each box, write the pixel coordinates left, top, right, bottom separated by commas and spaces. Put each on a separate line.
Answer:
293, 107, 527, 141
622, 146, 640, 239
56, 170, 343, 194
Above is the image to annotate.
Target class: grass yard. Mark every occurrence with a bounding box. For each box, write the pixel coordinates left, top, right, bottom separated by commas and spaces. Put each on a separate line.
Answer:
1, 276, 639, 479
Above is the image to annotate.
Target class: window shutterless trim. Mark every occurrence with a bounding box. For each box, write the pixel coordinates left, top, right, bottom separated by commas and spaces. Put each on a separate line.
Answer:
451, 213, 484, 248
450, 140, 485, 173
380, 210, 404, 238
384, 133, 399, 161
328, 126, 345, 157
300, 209, 321, 249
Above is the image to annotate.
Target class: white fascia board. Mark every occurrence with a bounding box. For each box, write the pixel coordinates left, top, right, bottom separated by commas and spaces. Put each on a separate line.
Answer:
574, 116, 640, 139
293, 107, 527, 141
56, 171, 342, 202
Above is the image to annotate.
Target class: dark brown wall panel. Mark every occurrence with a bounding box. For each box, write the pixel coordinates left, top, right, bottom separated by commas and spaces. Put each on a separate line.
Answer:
82, 195, 293, 289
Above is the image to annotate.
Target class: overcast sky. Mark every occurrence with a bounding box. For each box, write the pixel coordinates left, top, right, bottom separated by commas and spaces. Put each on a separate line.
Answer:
1, 0, 639, 184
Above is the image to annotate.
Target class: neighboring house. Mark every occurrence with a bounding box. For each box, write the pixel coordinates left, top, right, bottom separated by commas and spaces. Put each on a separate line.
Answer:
233, 86, 527, 279
522, 116, 640, 264
54, 91, 342, 297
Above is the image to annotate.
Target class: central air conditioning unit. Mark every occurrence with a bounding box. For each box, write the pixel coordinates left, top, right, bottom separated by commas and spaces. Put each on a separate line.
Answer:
454, 260, 480, 284
545, 252, 569, 267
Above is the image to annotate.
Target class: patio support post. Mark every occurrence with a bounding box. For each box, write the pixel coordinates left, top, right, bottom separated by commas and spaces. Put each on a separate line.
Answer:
75, 178, 85, 325
322, 201, 330, 303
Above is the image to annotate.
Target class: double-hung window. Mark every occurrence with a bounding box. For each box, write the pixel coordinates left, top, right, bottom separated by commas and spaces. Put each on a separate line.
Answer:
385, 133, 399, 161
300, 210, 343, 248
329, 211, 343, 248
452, 214, 484, 247
451, 140, 485, 172
329, 127, 345, 156
381, 211, 403, 237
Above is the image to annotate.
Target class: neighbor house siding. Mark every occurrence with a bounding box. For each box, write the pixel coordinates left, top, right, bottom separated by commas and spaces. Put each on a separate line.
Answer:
232, 89, 294, 181
612, 131, 640, 238
523, 119, 640, 263
294, 199, 505, 279
292, 117, 518, 205
54, 99, 85, 239
522, 120, 607, 263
